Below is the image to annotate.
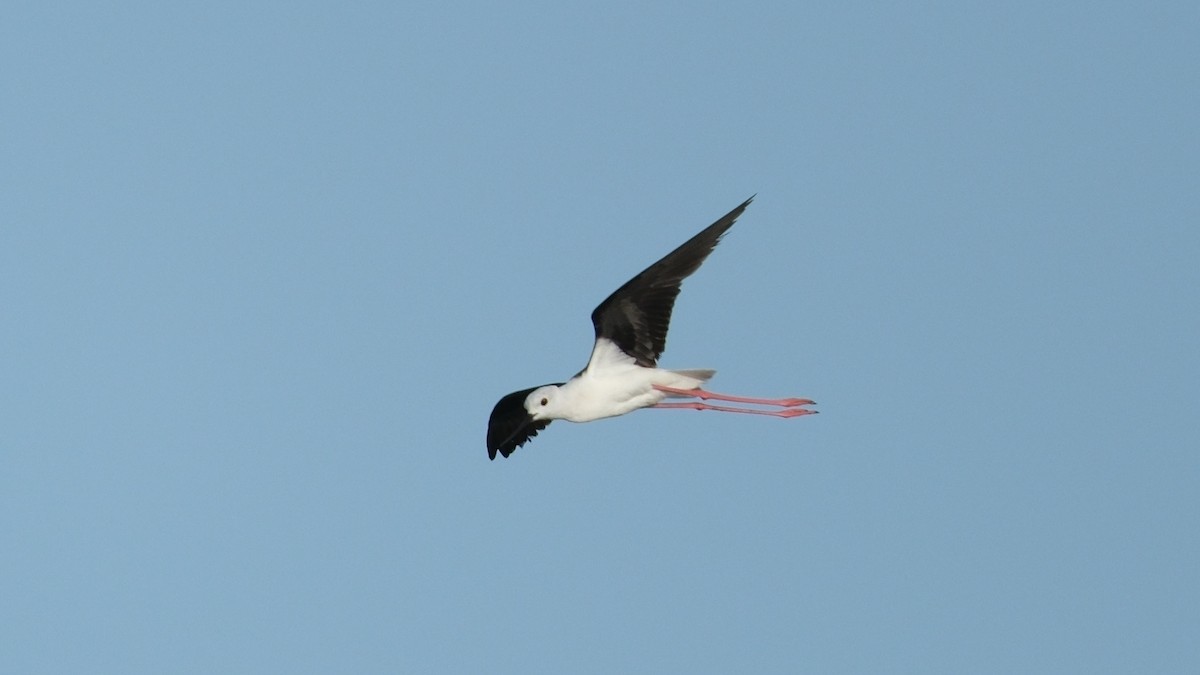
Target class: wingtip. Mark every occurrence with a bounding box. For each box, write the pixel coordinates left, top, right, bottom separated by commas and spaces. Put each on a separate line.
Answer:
727, 194, 755, 221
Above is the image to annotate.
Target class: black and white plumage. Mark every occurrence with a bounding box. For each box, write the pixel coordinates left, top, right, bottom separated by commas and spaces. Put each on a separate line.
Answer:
486, 197, 815, 460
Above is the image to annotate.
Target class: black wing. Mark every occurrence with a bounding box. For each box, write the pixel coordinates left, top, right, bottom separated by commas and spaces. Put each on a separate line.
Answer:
589, 196, 753, 367
486, 386, 554, 460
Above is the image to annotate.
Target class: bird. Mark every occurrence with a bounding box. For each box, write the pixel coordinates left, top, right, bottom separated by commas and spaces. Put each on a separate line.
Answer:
486, 196, 816, 460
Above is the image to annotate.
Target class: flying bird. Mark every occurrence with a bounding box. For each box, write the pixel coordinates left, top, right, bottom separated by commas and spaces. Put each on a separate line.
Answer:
486, 196, 815, 459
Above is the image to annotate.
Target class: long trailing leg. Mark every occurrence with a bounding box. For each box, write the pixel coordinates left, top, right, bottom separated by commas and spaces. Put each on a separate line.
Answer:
653, 384, 815, 408
651, 402, 816, 417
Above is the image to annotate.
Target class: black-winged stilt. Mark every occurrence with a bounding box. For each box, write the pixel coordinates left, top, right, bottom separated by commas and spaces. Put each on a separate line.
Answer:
487, 196, 816, 459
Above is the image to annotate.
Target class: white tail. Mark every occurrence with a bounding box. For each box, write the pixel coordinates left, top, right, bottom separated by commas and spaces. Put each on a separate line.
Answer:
664, 369, 716, 393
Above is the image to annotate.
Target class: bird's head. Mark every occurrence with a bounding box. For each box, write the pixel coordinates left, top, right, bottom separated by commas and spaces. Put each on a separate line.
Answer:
524, 384, 562, 421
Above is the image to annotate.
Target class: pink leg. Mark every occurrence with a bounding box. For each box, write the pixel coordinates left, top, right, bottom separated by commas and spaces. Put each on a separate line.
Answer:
654, 385, 815, 408
652, 402, 816, 418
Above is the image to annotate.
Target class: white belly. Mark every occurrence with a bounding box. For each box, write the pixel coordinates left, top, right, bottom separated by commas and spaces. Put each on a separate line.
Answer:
557, 366, 711, 423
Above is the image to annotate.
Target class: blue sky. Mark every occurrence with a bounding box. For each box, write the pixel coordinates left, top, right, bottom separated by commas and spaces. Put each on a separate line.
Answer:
2, 2, 1197, 672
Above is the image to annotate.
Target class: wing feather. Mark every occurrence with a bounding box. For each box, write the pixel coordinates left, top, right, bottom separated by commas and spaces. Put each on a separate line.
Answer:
486, 386, 554, 459
589, 196, 753, 367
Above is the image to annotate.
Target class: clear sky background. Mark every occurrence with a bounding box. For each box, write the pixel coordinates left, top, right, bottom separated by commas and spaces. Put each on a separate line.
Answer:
3, 2, 1197, 673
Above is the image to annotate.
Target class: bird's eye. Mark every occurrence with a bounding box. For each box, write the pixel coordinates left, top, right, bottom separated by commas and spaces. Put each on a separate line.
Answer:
540, 397, 548, 406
